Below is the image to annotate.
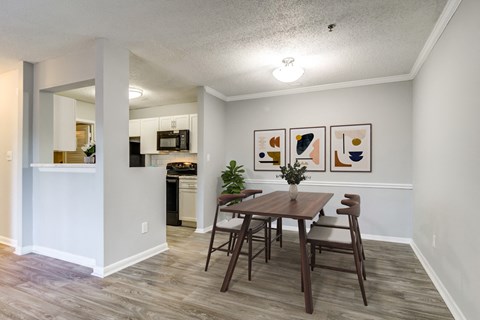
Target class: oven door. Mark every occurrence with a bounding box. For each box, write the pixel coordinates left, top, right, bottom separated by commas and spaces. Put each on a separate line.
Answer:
166, 176, 181, 226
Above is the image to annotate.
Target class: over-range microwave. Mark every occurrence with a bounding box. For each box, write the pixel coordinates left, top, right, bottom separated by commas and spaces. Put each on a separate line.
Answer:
157, 130, 190, 151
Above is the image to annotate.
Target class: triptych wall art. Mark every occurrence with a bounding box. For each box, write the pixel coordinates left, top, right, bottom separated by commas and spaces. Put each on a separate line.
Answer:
254, 124, 371, 172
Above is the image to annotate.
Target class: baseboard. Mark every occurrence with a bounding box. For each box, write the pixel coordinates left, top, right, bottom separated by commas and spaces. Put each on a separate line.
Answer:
410, 241, 466, 320
195, 225, 213, 233
32, 245, 96, 269
0, 235, 17, 247
14, 245, 33, 255
92, 243, 169, 278
362, 234, 411, 244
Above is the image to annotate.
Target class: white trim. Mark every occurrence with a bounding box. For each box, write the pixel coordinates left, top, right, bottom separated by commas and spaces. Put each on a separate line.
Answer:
0, 236, 17, 247
14, 245, 33, 255
410, 0, 463, 77
31, 163, 96, 173
195, 225, 213, 233
32, 245, 96, 268
227, 74, 412, 101
245, 179, 413, 190
410, 241, 466, 320
204, 86, 227, 101
362, 234, 411, 244
92, 243, 169, 278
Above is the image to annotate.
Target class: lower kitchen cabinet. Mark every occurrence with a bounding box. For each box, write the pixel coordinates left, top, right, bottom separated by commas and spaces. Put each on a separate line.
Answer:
179, 178, 197, 226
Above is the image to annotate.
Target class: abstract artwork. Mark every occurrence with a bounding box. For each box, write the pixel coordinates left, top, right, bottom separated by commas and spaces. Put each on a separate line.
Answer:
330, 124, 372, 172
289, 127, 326, 172
254, 129, 286, 171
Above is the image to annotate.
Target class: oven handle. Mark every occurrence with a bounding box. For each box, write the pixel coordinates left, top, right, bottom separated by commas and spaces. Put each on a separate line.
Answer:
167, 178, 178, 183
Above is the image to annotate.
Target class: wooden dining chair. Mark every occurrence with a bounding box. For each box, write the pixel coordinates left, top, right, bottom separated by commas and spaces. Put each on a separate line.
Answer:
205, 193, 268, 281
307, 199, 368, 306
241, 189, 283, 260
314, 193, 365, 260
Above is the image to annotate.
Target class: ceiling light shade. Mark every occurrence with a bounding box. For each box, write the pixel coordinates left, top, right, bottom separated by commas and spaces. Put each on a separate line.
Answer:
272, 57, 304, 83
129, 88, 143, 99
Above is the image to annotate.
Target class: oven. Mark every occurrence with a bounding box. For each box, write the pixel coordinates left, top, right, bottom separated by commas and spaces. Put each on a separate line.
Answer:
166, 162, 197, 226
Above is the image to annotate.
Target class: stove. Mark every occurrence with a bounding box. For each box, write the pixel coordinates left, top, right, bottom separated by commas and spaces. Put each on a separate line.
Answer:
166, 162, 197, 226
166, 162, 197, 176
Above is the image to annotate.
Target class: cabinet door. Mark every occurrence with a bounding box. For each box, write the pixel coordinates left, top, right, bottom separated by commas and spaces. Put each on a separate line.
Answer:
53, 95, 77, 151
173, 115, 190, 130
129, 119, 141, 137
140, 118, 160, 154
159, 116, 174, 131
179, 189, 197, 222
189, 114, 198, 153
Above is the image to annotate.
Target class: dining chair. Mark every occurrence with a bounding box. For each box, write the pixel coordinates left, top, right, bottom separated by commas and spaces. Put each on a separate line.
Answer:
314, 193, 365, 260
307, 199, 368, 306
241, 189, 283, 260
205, 193, 268, 281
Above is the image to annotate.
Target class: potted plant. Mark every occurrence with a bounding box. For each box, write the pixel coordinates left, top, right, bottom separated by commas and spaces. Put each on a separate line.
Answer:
279, 161, 307, 200
221, 160, 245, 204
81, 141, 96, 164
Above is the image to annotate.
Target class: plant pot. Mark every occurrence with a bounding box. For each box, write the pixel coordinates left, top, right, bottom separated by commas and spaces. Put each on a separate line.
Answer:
289, 184, 298, 200
84, 156, 95, 164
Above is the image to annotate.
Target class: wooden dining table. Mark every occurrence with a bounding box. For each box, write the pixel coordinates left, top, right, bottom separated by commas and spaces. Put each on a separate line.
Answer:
220, 190, 334, 314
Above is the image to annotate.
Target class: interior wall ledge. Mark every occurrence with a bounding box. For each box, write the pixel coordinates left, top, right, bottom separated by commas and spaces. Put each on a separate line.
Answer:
245, 179, 413, 190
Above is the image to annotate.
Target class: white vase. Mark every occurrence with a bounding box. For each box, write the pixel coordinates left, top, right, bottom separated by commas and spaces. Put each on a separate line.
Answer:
84, 156, 95, 164
289, 184, 298, 200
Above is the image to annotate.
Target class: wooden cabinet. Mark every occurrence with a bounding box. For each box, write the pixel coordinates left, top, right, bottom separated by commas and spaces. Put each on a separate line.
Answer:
179, 178, 197, 224
189, 114, 198, 153
140, 118, 160, 154
53, 95, 76, 151
159, 115, 190, 131
129, 119, 141, 137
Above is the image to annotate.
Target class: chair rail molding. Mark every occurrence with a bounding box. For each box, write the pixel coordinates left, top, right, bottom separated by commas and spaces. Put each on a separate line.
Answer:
245, 179, 413, 190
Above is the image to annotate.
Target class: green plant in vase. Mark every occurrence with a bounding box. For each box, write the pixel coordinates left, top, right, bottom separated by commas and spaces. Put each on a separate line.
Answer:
221, 160, 245, 204
81, 141, 96, 163
279, 161, 307, 200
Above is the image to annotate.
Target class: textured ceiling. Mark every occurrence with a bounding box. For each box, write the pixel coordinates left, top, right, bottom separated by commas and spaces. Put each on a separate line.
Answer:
0, 0, 448, 108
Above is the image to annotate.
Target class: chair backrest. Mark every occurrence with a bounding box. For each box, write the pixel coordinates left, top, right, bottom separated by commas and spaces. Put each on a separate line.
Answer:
337, 199, 360, 218
241, 189, 263, 199
345, 193, 360, 204
218, 193, 246, 206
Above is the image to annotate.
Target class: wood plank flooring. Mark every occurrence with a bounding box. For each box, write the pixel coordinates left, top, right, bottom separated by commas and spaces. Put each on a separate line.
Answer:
0, 227, 453, 319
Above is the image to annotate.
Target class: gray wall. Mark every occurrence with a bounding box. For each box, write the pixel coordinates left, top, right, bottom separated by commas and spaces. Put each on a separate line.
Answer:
225, 81, 413, 237
412, 0, 480, 318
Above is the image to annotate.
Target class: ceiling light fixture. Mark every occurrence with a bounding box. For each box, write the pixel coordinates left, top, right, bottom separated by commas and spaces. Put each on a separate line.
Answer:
129, 88, 143, 99
272, 57, 304, 83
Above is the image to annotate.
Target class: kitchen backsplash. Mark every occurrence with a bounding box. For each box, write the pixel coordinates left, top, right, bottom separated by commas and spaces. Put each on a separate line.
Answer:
148, 153, 197, 167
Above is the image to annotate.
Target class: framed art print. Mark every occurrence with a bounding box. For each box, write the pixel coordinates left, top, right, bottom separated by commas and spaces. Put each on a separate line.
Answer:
254, 129, 286, 171
330, 124, 372, 172
289, 126, 326, 172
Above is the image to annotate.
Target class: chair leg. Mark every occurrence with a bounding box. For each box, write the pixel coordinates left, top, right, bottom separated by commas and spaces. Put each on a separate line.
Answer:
277, 218, 283, 248
310, 242, 316, 271
227, 233, 233, 256
248, 231, 253, 281
268, 219, 272, 260
353, 240, 368, 306
357, 224, 366, 260
264, 223, 268, 263
205, 228, 216, 271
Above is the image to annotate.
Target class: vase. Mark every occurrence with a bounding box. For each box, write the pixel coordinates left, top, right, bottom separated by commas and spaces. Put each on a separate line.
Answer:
84, 156, 95, 164
289, 184, 298, 200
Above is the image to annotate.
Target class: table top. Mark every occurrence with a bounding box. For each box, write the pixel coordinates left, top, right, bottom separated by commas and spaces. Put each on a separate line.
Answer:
221, 191, 334, 220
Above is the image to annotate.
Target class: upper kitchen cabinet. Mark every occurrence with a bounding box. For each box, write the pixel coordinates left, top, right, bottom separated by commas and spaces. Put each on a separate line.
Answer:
53, 95, 76, 151
159, 115, 190, 131
129, 119, 141, 137
189, 114, 198, 153
140, 118, 160, 154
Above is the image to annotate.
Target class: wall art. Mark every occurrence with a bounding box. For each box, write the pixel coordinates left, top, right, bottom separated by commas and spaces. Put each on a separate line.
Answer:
289, 126, 326, 172
330, 124, 372, 172
254, 129, 286, 171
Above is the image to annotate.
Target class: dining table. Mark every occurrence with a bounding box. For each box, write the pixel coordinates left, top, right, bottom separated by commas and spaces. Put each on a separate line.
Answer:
220, 190, 334, 314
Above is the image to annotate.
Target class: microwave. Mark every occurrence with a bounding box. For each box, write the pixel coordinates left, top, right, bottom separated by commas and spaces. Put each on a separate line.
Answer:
157, 130, 190, 151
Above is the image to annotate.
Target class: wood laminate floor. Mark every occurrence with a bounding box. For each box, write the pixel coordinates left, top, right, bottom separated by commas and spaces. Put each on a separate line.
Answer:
0, 227, 453, 320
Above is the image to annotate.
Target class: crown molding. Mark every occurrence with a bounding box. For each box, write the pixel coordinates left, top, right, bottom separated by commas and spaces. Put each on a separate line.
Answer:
204, 86, 227, 101
410, 0, 462, 77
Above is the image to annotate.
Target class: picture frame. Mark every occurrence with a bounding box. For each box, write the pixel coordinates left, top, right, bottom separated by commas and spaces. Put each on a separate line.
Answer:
330, 124, 372, 172
254, 129, 286, 171
289, 126, 326, 172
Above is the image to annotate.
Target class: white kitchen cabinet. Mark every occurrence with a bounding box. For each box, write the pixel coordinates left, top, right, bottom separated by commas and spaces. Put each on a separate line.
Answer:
129, 119, 141, 137
140, 117, 160, 154
189, 114, 198, 153
53, 95, 77, 151
159, 115, 190, 131
179, 177, 197, 224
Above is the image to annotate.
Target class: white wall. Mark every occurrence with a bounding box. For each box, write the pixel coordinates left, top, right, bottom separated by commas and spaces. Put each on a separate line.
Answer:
76, 100, 95, 122
412, 0, 480, 318
197, 88, 227, 231
0, 69, 18, 245
225, 81, 413, 238
129, 102, 197, 119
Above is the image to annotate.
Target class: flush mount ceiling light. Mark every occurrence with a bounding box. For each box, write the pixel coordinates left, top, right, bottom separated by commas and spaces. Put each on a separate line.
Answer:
272, 57, 304, 83
129, 87, 143, 99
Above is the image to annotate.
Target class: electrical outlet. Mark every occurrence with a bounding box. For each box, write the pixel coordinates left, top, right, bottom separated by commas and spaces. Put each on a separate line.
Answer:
432, 234, 436, 248
141, 222, 148, 234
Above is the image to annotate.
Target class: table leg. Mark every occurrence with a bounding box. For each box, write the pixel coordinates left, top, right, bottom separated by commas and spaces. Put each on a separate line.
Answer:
221, 214, 252, 292
298, 219, 313, 314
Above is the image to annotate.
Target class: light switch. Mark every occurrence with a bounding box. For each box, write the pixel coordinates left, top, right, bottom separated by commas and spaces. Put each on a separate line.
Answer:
6, 151, 12, 161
